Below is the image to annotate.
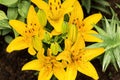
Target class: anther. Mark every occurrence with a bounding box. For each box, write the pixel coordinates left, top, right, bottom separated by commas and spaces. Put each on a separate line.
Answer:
50, 2, 52, 5
50, 7, 52, 10
55, 7, 57, 10
29, 30, 31, 33
59, 5, 61, 8
34, 23, 36, 26
25, 31, 27, 33
58, 2, 60, 5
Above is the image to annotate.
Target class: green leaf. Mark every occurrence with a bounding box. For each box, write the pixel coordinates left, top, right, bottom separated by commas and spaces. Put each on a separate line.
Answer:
18, 0, 30, 18
92, 5, 111, 15
102, 50, 112, 72
0, 19, 11, 29
4, 35, 13, 43
114, 47, 120, 68
7, 7, 18, 20
104, 18, 112, 35
94, 25, 106, 36
0, 10, 8, 20
81, 0, 91, 13
86, 42, 105, 48
0, 29, 11, 36
116, 3, 120, 9
94, 0, 110, 6
0, 0, 18, 7
111, 51, 118, 71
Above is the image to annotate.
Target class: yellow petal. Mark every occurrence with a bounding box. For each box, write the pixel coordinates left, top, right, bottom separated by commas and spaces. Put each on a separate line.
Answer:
69, 0, 83, 24
83, 13, 102, 30
37, 48, 45, 59
71, 33, 85, 54
62, 0, 76, 14
65, 64, 77, 80
6, 37, 28, 53
27, 6, 41, 29
82, 48, 104, 61
56, 51, 71, 63
64, 39, 72, 50
77, 62, 99, 80
38, 67, 53, 80
51, 29, 62, 35
22, 60, 41, 71
82, 30, 103, 42
28, 45, 36, 55
47, 16, 64, 32
53, 65, 65, 80
9, 20, 26, 36
31, 0, 49, 14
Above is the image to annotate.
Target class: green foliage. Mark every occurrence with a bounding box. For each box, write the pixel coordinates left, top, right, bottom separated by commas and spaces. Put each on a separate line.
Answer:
0, 0, 18, 7
7, 7, 18, 20
0, 0, 31, 43
87, 12, 120, 71
18, 0, 30, 18
81, 0, 110, 14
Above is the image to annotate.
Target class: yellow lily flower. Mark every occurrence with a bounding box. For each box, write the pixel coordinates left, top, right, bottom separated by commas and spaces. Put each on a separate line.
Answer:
31, 0, 76, 32
57, 34, 105, 80
69, 1, 102, 42
22, 48, 66, 80
7, 5, 44, 55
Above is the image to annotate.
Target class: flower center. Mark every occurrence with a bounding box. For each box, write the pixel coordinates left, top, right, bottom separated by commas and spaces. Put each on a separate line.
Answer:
72, 18, 85, 32
71, 49, 84, 63
24, 23, 39, 37
48, 0, 63, 20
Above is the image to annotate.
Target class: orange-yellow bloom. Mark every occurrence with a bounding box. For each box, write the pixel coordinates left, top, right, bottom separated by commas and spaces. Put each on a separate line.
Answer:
69, 1, 102, 42
57, 33, 104, 80
7, 5, 44, 55
22, 48, 66, 80
31, 0, 76, 32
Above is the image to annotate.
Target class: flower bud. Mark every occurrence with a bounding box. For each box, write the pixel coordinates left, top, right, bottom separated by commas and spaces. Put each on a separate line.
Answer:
33, 35, 42, 51
62, 21, 69, 33
37, 10, 47, 27
68, 24, 78, 43
50, 42, 59, 55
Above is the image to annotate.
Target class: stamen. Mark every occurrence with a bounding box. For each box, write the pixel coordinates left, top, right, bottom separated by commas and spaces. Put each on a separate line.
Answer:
32, 28, 35, 31
29, 30, 31, 33
50, 6, 52, 10
50, 2, 52, 5
80, 23, 85, 27
25, 31, 27, 33
58, 2, 60, 5
55, 7, 57, 10
25, 25, 27, 27
34, 23, 36, 26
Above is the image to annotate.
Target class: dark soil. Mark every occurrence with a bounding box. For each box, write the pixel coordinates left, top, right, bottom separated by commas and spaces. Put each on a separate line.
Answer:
0, 0, 120, 80
0, 36, 37, 80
